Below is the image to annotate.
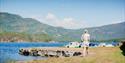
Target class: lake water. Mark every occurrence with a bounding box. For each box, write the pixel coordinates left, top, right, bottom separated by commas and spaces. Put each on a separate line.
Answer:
0, 42, 117, 63
0, 42, 68, 63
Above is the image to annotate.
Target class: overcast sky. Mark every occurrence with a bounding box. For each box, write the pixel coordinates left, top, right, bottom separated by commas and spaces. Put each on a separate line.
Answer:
0, 0, 125, 29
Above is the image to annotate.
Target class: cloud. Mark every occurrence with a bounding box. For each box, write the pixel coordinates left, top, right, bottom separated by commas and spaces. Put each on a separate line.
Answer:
45, 13, 57, 20
56, 17, 84, 29
44, 13, 85, 29
45, 13, 59, 25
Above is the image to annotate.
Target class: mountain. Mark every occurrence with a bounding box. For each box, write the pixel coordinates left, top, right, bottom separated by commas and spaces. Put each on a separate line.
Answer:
85, 22, 125, 41
0, 12, 125, 42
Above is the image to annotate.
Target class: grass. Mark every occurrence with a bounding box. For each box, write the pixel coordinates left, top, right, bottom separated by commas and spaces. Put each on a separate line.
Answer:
16, 47, 125, 63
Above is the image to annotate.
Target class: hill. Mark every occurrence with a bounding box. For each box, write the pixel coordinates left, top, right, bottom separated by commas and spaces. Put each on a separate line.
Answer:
0, 12, 125, 42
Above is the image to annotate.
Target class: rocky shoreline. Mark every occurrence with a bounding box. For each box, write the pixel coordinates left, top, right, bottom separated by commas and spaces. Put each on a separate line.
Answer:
19, 47, 83, 57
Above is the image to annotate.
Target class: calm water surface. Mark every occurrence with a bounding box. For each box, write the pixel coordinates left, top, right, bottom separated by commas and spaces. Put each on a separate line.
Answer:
0, 42, 68, 63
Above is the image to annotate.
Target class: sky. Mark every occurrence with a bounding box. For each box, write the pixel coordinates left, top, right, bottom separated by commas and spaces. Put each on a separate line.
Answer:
0, 0, 125, 29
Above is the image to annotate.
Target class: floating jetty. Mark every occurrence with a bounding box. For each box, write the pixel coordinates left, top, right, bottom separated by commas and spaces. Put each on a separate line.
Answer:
19, 47, 83, 57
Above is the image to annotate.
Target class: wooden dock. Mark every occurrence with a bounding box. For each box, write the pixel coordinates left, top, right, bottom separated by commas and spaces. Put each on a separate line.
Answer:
19, 47, 83, 57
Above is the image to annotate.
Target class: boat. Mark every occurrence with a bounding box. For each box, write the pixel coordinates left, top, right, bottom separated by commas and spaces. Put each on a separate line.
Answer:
65, 41, 81, 48
98, 43, 115, 47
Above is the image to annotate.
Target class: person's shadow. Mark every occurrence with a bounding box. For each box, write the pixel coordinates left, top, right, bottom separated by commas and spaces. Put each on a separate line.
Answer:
120, 41, 125, 56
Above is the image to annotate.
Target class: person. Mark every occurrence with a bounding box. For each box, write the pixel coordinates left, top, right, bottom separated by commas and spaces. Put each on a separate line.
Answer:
81, 29, 90, 56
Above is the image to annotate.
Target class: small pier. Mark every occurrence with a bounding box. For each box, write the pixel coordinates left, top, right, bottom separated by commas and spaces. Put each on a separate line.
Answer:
19, 47, 83, 57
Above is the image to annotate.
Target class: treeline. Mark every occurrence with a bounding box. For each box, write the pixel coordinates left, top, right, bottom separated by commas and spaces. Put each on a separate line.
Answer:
0, 32, 124, 42
90, 38, 125, 42
0, 32, 52, 42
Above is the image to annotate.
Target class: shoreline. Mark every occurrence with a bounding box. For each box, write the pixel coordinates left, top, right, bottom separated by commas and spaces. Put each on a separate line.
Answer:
15, 47, 125, 63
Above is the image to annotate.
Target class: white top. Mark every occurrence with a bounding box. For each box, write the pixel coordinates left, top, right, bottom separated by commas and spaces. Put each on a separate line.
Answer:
81, 33, 90, 42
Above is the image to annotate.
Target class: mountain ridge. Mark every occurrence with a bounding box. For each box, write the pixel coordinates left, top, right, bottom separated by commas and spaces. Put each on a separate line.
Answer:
0, 12, 125, 42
